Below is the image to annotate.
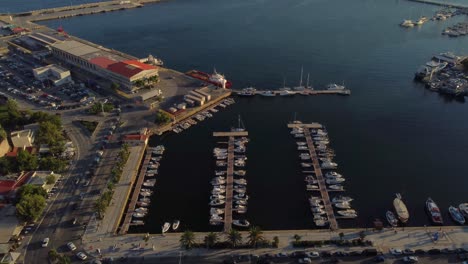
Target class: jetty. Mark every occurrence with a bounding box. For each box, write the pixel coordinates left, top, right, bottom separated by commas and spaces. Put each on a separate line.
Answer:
213, 131, 249, 232
232, 88, 351, 96
291, 123, 338, 230
118, 147, 154, 234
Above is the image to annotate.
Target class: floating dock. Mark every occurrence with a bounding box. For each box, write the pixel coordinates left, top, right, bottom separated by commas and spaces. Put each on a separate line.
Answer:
213, 131, 249, 232
232, 88, 351, 96
118, 147, 154, 234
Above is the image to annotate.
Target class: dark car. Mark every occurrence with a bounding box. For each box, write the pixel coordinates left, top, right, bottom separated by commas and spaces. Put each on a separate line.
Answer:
291, 251, 307, 258
415, 249, 426, 255
321, 251, 332, 257
373, 255, 385, 262
403, 249, 415, 255
428, 249, 441, 255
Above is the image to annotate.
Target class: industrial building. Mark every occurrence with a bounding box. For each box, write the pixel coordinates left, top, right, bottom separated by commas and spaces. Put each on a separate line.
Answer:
50, 39, 159, 92
33, 64, 72, 86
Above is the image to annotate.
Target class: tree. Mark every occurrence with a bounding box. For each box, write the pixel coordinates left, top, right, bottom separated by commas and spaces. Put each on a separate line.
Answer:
48, 249, 59, 261
17, 184, 47, 200
247, 226, 264, 248
180, 230, 196, 249
272, 236, 279, 248
46, 174, 56, 185
31, 111, 62, 127
0, 156, 15, 175
293, 234, 302, 242
339, 232, 345, 240
36, 121, 64, 146
0, 124, 6, 140
57, 254, 71, 264
6, 99, 21, 127
155, 110, 171, 125
227, 229, 242, 248
40, 156, 67, 172
17, 149, 38, 171
16, 194, 46, 222
204, 232, 218, 248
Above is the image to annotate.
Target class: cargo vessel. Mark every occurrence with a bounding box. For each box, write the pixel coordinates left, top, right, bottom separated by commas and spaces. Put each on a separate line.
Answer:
186, 69, 232, 89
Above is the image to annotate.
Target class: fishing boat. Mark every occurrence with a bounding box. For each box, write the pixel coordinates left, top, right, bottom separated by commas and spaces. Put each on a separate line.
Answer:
386, 211, 398, 227
426, 198, 443, 225
233, 219, 250, 227
449, 206, 466, 225
393, 193, 409, 223
172, 220, 180, 231
459, 203, 468, 219
162, 222, 171, 233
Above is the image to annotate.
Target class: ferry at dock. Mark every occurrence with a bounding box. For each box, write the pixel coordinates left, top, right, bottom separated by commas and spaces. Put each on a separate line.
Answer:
186, 69, 232, 88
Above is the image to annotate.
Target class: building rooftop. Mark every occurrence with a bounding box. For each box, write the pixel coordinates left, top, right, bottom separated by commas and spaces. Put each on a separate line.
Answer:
107, 60, 157, 78
123, 134, 148, 141
0, 205, 20, 244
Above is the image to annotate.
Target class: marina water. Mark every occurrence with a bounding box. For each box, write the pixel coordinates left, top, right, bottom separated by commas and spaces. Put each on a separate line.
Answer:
39, 0, 468, 231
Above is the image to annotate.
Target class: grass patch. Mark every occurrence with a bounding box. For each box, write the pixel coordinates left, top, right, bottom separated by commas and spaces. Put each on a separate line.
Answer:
78, 120, 98, 133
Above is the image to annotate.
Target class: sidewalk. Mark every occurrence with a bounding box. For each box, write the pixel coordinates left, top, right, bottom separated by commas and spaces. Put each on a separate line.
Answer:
82, 226, 468, 260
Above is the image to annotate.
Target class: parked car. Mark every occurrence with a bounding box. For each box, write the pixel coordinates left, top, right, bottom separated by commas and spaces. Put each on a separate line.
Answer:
41, 238, 49, 247
67, 242, 77, 251
390, 248, 403, 255
403, 256, 419, 263
76, 252, 87, 260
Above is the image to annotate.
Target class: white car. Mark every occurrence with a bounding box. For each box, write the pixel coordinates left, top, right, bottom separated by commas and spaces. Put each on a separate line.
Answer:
67, 242, 77, 251
390, 248, 403, 255
76, 252, 87, 260
298, 258, 312, 263
41, 238, 49, 247
307, 251, 320, 258
403, 256, 419, 263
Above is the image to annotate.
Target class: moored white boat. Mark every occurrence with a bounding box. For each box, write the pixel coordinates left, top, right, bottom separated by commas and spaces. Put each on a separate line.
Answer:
172, 220, 180, 231
233, 219, 250, 227
386, 210, 398, 227
162, 222, 170, 233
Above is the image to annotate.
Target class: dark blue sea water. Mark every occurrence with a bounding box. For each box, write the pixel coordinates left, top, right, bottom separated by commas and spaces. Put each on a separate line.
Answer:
34, 0, 468, 231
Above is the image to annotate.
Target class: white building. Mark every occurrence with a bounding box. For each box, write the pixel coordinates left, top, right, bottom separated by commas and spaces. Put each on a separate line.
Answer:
33, 64, 72, 86
10, 129, 35, 149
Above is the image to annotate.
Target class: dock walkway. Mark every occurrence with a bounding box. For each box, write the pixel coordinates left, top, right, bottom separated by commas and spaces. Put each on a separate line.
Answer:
232, 88, 351, 96
303, 128, 338, 230
223, 137, 235, 232
118, 147, 154, 234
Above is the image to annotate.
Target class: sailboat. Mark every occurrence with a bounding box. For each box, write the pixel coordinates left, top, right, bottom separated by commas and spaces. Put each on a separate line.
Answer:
293, 67, 305, 91
231, 115, 245, 132
279, 77, 293, 96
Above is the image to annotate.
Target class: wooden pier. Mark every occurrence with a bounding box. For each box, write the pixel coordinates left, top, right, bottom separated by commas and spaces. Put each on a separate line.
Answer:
118, 147, 154, 234
213, 131, 248, 232
302, 127, 339, 230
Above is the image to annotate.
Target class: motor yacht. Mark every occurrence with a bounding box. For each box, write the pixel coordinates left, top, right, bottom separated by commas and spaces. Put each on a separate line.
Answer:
328, 185, 344, 191
172, 220, 180, 231
143, 180, 156, 187
234, 179, 247, 185
140, 191, 153, 196
133, 212, 146, 218
334, 202, 351, 209
311, 207, 326, 214
161, 222, 170, 233
139, 197, 150, 203
135, 207, 148, 213
211, 208, 224, 215
234, 194, 249, 200
132, 220, 144, 224
215, 171, 226, 176
393, 193, 409, 223
260, 90, 276, 96
297, 142, 307, 146
209, 199, 225, 206
337, 209, 358, 218
315, 219, 329, 227
386, 211, 398, 227
233, 219, 250, 227
449, 206, 465, 225
301, 163, 313, 168
306, 184, 319, 191
426, 198, 443, 225
326, 178, 345, 185
332, 196, 353, 203
325, 171, 342, 178
321, 161, 338, 169
210, 194, 225, 200
459, 203, 468, 219
137, 201, 150, 207
211, 214, 223, 221
236, 200, 248, 205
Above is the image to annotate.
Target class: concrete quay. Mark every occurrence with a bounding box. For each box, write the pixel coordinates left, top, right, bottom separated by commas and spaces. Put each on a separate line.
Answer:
82, 226, 468, 260
406, 0, 468, 8
5, 0, 162, 22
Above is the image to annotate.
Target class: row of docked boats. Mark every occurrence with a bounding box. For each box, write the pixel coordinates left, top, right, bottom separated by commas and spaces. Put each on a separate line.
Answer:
386, 194, 468, 227
172, 98, 235, 134
132, 145, 165, 222
291, 123, 357, 227
210, 136, 250, 228
161, 220, 180, 234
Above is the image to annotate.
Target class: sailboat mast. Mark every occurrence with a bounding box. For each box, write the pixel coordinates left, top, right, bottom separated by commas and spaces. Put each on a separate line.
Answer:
306, 73, 310, 89
299, 67, 303, 87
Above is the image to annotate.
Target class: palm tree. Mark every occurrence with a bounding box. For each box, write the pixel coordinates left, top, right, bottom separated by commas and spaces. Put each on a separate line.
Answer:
179, 230, 196, 249
204, 232, 218, 248
226, 229, 242, 248
247, 226, 264, 248
339, 232, 345, 240
293, 234, 302, 242
359, 230, 366, 241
